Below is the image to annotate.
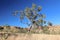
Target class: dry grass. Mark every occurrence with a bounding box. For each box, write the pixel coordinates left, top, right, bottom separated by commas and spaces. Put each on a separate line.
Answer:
0, 25, 60, 40
5, 34, 60, 40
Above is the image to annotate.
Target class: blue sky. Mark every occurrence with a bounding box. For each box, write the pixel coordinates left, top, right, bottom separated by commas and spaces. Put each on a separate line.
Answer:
0, 0, 60, 28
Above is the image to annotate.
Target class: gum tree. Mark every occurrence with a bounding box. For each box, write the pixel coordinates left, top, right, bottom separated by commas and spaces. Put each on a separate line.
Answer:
13, 4, 46, 30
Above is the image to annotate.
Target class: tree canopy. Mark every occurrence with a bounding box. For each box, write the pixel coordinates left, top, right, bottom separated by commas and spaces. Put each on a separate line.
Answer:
13, 4, 46, 28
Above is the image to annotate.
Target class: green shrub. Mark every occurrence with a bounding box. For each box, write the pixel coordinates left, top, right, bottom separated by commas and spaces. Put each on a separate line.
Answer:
42, 27, 50, 34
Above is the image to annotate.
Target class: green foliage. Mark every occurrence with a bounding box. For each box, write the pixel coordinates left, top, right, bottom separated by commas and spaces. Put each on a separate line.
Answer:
18, 29, 28, 33
48, 21, 53, 26
42, 27, 50, 34
0, 27, 4, 31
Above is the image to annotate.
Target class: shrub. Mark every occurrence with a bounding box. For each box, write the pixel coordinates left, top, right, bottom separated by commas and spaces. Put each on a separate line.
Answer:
42, 27, 50, 34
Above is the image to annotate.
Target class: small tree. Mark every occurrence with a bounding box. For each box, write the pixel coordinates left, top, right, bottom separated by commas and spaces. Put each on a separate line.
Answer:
48, 22, 52, 26
13, 4, 46, 31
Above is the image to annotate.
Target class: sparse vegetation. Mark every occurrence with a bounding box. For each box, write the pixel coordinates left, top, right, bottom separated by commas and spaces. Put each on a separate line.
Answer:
42, 27, 49, 34
0, 4, 60, 40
